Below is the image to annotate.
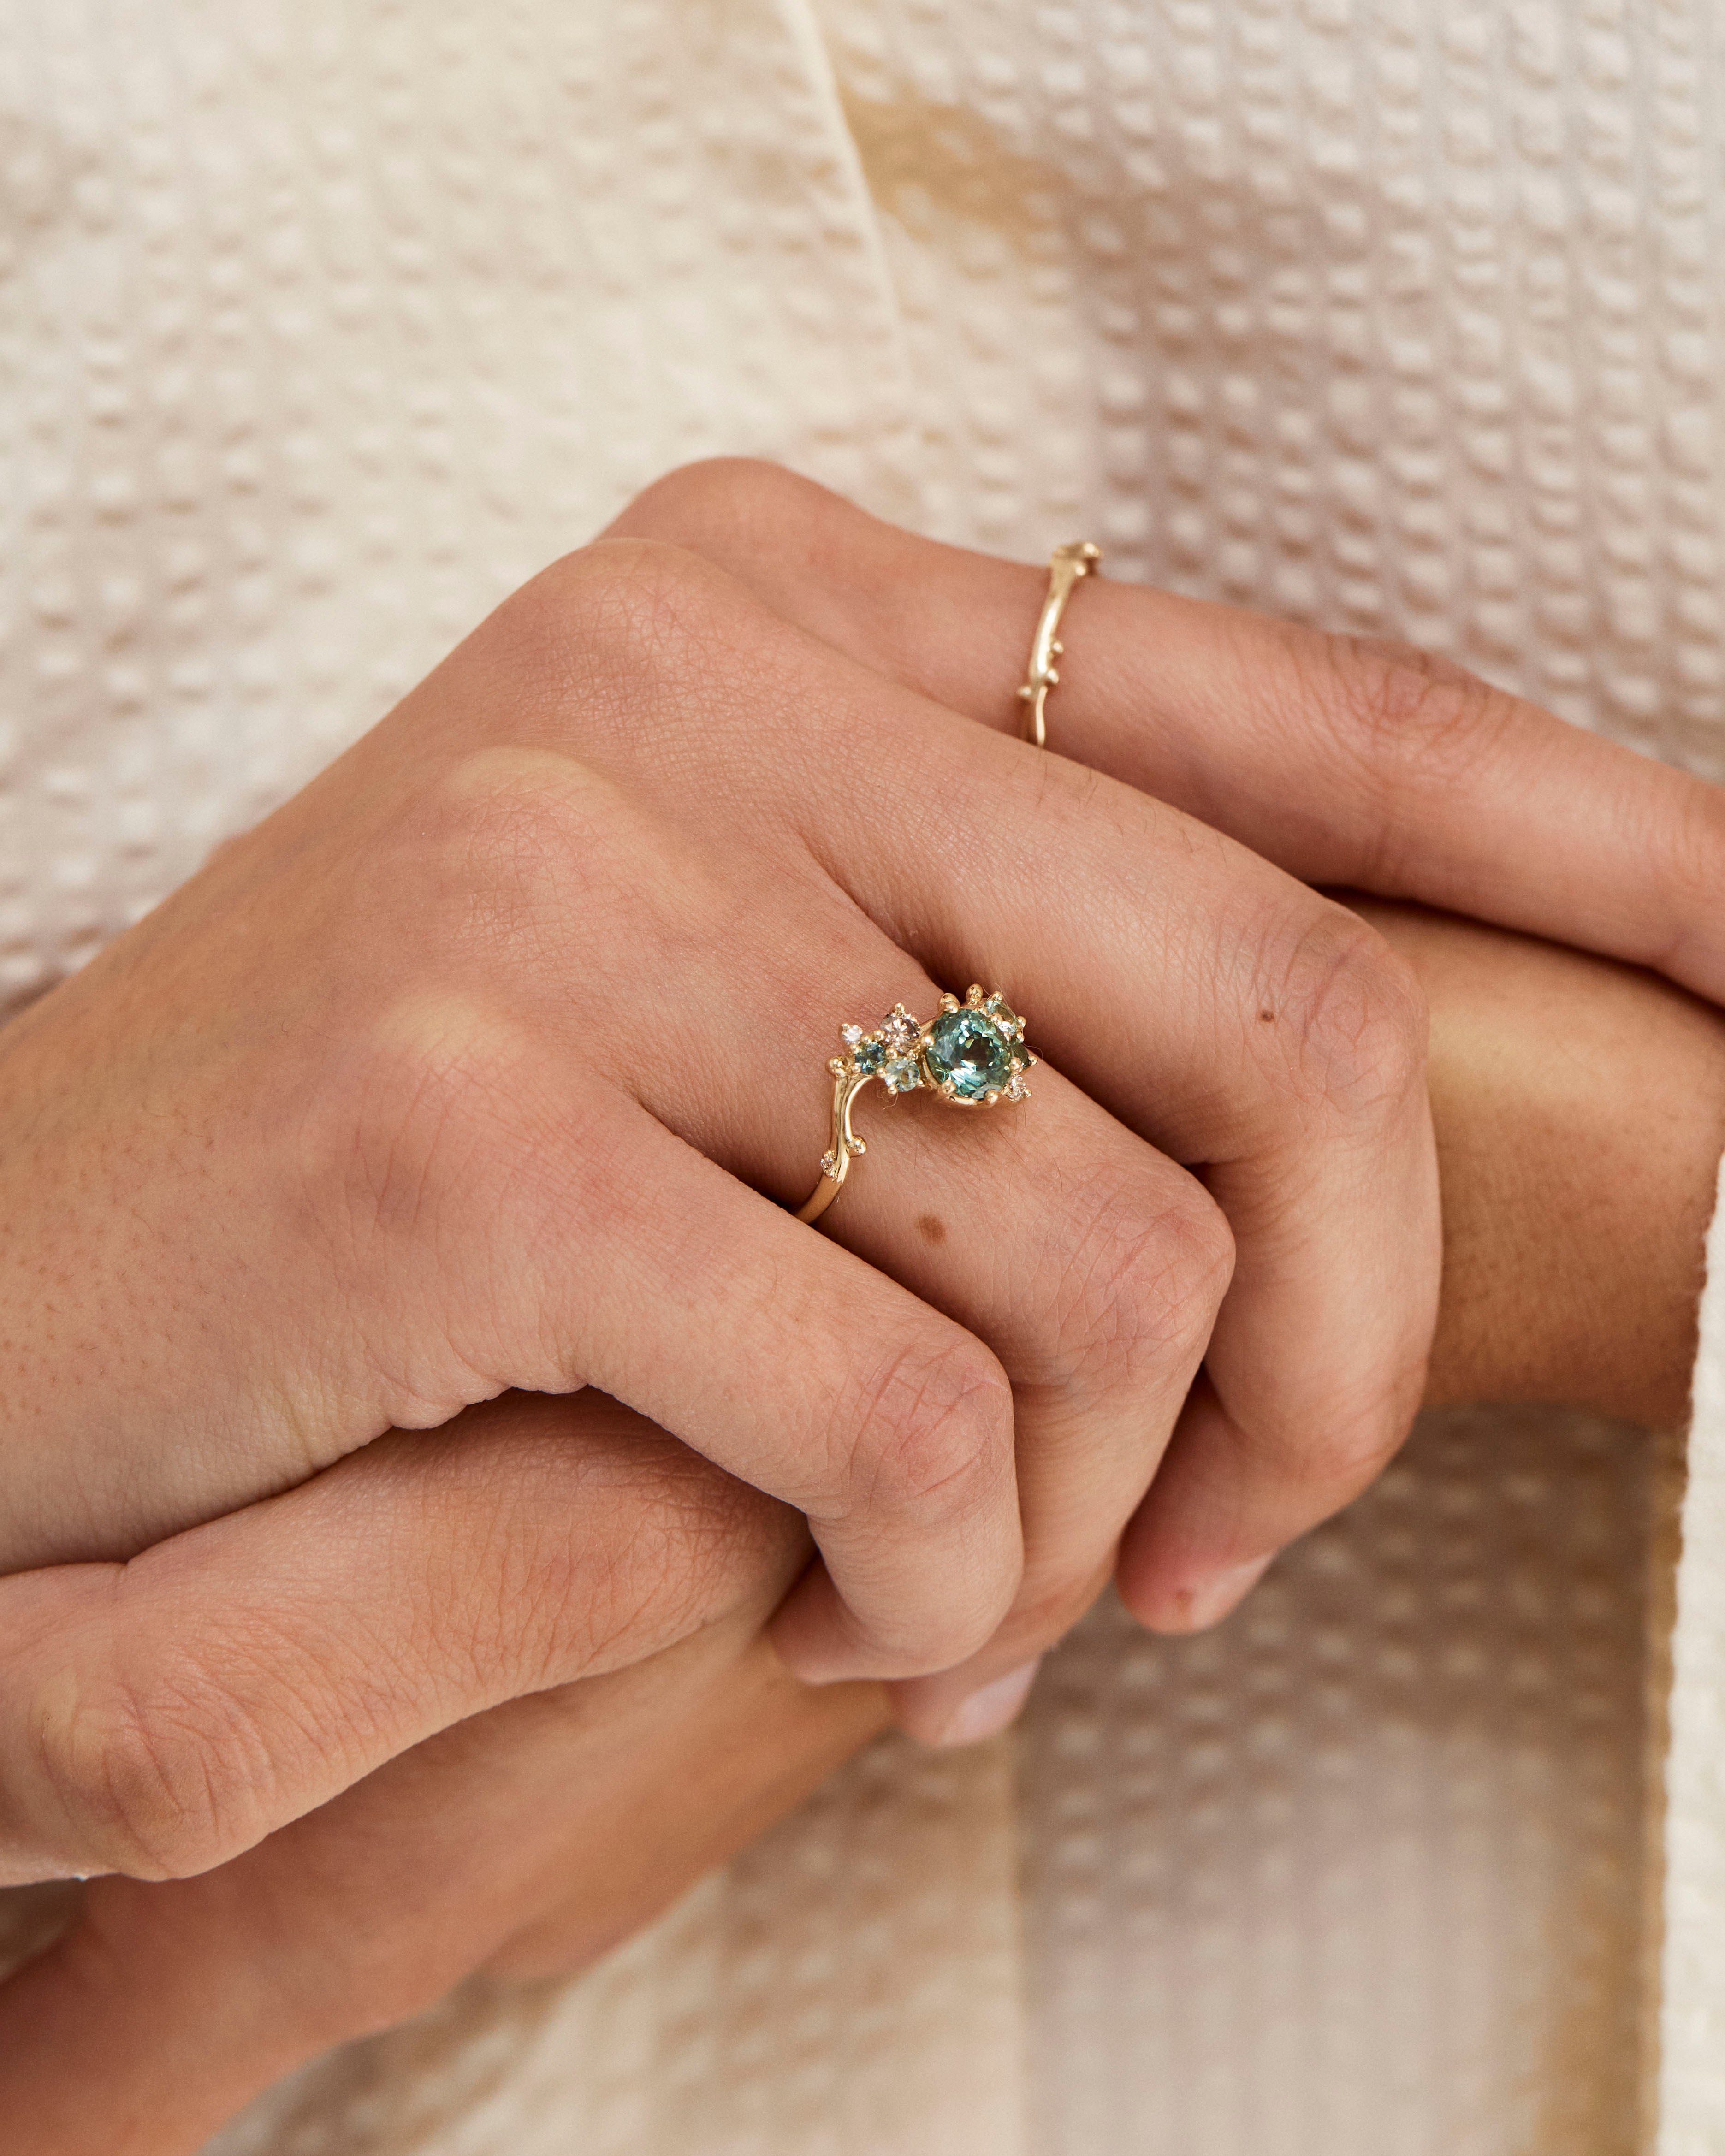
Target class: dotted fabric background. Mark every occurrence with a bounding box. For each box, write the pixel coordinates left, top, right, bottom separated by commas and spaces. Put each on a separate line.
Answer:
0, 1, 1721, 2151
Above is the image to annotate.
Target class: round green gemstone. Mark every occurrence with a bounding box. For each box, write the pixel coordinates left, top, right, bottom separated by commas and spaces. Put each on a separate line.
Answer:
926, 1009, 1014, 1101
854, 1038, 885, 1075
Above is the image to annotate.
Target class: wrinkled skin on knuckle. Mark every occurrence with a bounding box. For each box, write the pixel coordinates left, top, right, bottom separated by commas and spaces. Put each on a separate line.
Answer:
837, 1336, 1015, 1532
1078, 1167, 1233, 1391
1305, 631, 1521, 786
1263, 905, 1430, 1124
28, 1647, 273, 1883
818, 1337, 1018, 1667
513, 1438, 803, 1686
1029, 1163, 1233, 1408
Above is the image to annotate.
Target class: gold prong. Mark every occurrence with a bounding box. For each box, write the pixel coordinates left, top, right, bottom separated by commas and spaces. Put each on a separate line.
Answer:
966, 983, 984, 1006
984, 1089, 1000, 1105
939, 993, 959, 1012
1051, 640, 1063, 656
828, 1057, 846, 1076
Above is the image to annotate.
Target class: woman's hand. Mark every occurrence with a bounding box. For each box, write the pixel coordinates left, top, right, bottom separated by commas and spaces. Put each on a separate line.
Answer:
7, 898, 1723, 2156
0, 1390, 887, 2156
609, 459, 1725, 1628
0, 526, 1445, 1881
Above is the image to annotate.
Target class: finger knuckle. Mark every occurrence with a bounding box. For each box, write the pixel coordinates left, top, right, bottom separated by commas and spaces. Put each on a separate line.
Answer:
303, 986, 521, 1261
508, 1439, 794, 1678
1313, 631, 1520, 782
499, 535, 747, 720
1269, 906, 1429, 1119
30, 1651, 269, 1883
839, 1334, 1016, 1539
1049, 1167, 1233, 1395
611, 456, 833, 556
1281, 1401, 1412, 1507
437, 740, 642, 927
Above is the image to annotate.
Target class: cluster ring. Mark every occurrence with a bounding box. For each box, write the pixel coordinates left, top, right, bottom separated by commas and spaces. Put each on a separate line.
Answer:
795, 986, 1037, 1226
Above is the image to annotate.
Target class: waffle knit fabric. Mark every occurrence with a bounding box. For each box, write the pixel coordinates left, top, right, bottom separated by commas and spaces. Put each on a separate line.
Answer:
0, 3, 1720, 2150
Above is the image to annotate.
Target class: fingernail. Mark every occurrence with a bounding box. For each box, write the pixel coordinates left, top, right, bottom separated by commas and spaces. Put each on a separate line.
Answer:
933, 1658, 1042, 1747
1168, 1553, 1274, 1632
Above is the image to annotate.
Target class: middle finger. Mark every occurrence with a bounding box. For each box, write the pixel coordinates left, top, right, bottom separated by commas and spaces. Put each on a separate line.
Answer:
794, 678, 1440, 1649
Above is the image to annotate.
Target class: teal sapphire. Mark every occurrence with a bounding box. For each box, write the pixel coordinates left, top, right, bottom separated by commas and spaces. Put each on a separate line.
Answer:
854, 1037, 885, 1075
926, 1008, 1014, 1101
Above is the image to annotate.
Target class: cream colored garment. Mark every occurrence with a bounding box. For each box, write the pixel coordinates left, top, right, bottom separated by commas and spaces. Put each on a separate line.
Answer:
0, 2, 1721, 2151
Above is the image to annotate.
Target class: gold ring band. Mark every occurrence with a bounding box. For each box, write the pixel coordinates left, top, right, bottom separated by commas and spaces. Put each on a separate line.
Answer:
1016, 541, 1102, 748
796, 987, 1037, 1226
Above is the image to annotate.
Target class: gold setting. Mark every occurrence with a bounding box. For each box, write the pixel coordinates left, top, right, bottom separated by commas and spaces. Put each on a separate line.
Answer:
1016, 540, 1102, 748
795, 985, 1036, 1226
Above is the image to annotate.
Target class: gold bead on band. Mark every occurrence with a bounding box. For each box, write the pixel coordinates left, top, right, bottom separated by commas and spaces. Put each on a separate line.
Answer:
1016, 540, 1101, 748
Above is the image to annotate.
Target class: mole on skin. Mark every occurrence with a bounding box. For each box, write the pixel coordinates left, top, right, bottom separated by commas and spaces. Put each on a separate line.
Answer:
916, 1213, 947, 1245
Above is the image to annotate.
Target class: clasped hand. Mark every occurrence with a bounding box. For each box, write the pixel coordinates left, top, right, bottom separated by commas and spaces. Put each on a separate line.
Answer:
2, 463, 1723, 2151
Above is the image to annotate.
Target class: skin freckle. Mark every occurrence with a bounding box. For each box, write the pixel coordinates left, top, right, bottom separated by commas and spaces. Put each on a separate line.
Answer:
1258, 1008, 1276, 1023
915, 1213, 947, 1245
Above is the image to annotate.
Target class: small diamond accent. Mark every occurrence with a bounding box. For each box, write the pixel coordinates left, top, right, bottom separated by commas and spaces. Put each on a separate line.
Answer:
881, 1009, 919, 1053
841, 1024, 863, 1048
1006, 1073, 1028, 1100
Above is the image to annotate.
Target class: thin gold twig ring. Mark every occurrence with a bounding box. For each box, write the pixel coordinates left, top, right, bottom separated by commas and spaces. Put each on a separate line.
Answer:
1016, 541, 1102, 748
796, 986, 1037, 1226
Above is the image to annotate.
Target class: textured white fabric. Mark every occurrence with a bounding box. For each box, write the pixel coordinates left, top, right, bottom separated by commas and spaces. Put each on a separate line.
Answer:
203, 1739, 1026, 2156
0, 0, 918, 1019
0, 1, 1721, 2151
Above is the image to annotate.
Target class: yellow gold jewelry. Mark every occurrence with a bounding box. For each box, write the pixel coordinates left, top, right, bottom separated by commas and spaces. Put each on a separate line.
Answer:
1017, 541, 1102, 747
796, 986, 1036, 1226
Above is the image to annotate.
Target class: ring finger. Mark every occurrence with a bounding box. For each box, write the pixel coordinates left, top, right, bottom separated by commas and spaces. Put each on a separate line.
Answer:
617, 876, 1232, 1733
